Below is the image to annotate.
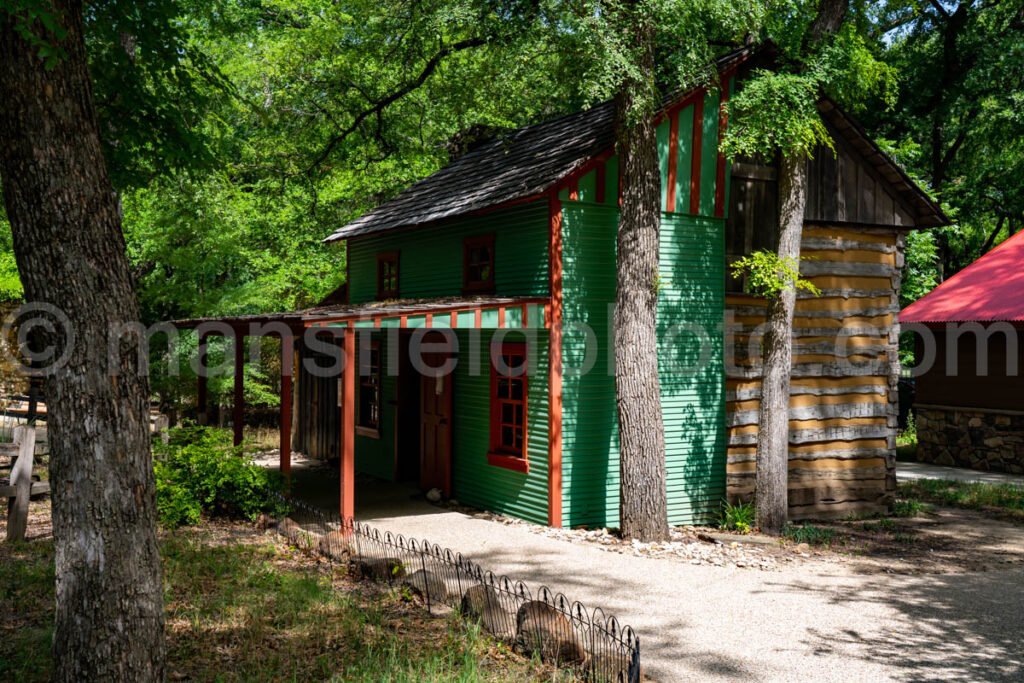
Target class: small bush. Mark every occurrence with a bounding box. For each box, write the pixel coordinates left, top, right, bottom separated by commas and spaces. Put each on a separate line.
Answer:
783, 524, 835, 546
719, 500, 755, 533
154, 426, 285, 528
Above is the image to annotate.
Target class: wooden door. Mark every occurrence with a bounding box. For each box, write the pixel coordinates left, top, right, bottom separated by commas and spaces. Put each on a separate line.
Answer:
420, 354, 452, 496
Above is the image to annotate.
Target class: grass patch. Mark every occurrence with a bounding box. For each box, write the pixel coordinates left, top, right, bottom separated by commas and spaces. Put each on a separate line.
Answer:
861, 518, 898, 533
892, 498, 931, 518
1, 525, 567, 682
783, 524, 836, 546
898, 479, 1024, 521
0, 540, 54, 681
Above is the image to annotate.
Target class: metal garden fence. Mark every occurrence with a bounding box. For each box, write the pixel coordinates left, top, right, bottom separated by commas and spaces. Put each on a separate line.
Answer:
275, 495, 640, 683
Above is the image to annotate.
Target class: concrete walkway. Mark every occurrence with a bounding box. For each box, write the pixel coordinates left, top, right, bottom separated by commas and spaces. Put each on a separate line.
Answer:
898, 460, 1024, 487
360, 502, 1024, 682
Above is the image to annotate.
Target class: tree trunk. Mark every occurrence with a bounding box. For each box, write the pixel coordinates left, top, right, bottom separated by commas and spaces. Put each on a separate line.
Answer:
754, 0, 848, 536
754, 152, 806, 536
614, 4, 669, 542
0, 3, 166, 681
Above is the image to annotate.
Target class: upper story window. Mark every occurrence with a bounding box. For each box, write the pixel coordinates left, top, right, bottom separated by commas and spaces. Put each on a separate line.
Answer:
487, 341, 528, 472
463, 235, 495, 294
726, 157, 778, 294
377, 251, 399, 300
357, 339, 381, 437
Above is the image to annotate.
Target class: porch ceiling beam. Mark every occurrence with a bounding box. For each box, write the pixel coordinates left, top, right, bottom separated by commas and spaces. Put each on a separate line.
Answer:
302, 297, 551, 330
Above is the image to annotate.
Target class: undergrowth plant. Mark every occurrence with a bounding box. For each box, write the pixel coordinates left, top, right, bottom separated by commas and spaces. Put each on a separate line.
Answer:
153, 425, 286, 528
719, 500, 756, 533
783, 524, 835, 546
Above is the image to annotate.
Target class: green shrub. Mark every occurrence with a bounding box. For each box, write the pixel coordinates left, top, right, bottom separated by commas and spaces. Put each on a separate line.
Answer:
154, 426, 285, 528
719, 500, 755, 533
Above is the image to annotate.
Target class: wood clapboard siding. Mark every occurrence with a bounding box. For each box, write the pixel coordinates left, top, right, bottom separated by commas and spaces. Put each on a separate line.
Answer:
557, 84, 730, 527
560, 203, 620, 528
347, 201, 549, 304
559, 203, 727, 527
450, 329, 550, 525
659, 213, 727, 525
725, 224, 904, 518
353, 331, 397, 481
804, 123, 916, 227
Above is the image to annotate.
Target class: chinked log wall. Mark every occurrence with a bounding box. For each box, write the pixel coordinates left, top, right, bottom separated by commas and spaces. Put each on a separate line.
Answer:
725, 224, 904, 519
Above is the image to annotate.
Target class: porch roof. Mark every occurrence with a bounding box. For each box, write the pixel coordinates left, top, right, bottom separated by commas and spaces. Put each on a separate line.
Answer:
171, 295, 551, 332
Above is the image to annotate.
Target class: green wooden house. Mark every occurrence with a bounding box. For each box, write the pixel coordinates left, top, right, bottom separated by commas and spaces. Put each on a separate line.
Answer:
182, 49, 946, 527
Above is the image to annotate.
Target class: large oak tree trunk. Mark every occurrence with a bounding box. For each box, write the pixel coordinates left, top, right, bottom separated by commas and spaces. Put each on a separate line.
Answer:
614, 2, 669, 542
0, 2, 166, 680
754, 152, 806, 535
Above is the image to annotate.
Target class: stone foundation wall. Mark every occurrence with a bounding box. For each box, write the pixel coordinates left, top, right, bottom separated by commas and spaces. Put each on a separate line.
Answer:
915, 404, 1024, 474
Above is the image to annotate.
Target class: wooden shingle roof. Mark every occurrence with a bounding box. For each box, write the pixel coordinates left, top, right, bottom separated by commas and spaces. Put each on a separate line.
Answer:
325, 102, 617, 242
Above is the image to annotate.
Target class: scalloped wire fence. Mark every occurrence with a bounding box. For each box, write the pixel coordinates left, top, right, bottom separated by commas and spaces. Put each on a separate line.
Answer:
276, 495, 640, 683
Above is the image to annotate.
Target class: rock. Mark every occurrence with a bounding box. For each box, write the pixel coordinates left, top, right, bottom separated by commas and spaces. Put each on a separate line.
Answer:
276, 517, 301, 540
403, 569, 448, 602
794, 543, 810, 554
294, 529, 322, 551
461, 584, 502, 617
516, 600, 587, 664
426, 488, 443, 503
460, 584, 516, 639
319, 530, 353, 559
354, 556, 406, 581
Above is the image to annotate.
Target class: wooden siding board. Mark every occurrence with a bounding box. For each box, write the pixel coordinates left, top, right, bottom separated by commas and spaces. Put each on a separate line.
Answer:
658, 119, 671, 212
353, 331, 396, 481
348, 202, 549, 304
561, 203, 619, 527
560, 202, 726, 528
675, 106, 695, 214
450, 329, 550, 525
659, 214, 726, 524
699, 90, 721, 216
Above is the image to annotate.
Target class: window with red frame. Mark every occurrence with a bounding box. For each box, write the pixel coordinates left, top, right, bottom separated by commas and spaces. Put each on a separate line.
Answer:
377, 251, 399, 299
463, 235, 495, 293
488, 341, 528, 472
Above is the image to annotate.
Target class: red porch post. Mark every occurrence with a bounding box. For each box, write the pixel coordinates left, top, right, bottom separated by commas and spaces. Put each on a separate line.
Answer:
548, 192, 564, 528
233, 328, 245, 447
279, 333, 293, 487
197, 332, 209, 425
340, 322, 356, 521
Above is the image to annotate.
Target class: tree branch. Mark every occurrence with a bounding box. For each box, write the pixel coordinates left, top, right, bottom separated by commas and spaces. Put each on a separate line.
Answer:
305, 36, 486, 173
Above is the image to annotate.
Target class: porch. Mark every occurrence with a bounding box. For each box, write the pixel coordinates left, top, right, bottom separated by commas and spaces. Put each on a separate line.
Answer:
171, 295, 562, 526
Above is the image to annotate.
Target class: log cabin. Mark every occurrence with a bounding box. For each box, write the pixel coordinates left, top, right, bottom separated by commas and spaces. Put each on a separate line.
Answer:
174, 49, 948, 525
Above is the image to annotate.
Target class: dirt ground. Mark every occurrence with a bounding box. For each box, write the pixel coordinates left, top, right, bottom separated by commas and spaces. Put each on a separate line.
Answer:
808, 506, 1024, 575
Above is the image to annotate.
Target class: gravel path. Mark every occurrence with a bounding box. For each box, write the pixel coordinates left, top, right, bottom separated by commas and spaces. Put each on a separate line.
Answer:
360, 502, 1024, 682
